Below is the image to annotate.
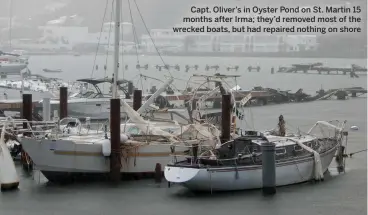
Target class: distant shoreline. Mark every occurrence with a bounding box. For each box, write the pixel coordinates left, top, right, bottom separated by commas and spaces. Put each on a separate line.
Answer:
24, 51, 367, 59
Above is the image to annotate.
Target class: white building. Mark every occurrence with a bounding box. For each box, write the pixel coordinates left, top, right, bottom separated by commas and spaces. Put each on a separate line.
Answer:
140, 27, 318, 54
284, 35, 317, 52
10, 21, 135, 52
140, 29, 184, 53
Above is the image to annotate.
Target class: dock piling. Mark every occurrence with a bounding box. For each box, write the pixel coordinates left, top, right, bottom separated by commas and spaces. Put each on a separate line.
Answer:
22, 94, 32, 129
21, 94, 33, 171
133, 90, 142, 111
110, 98, 121, 183
261, 142, 276, 195
42, 98, 51, 121
221, 94, 232, 143
59, 87, 68, 119
127, 82, 134, 99
154, 163, 162, 184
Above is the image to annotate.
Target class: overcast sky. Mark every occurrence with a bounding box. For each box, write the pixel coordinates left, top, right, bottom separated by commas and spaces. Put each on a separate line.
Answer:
0, 0, 366, 36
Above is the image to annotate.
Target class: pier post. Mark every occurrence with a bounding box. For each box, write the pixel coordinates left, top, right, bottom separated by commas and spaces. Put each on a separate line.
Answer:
110, 98, 121, 183
133, 90, 142, 111
21, 94, 34, 172
22, 94, 32, 129
127, 82, 134, 97
154, 163, 162, 184
59, 87, 68, 119
336, 90, 347, 100
221, 94, 232, 143
271, 67, 274, 74
42, 98, 51, 121
261, 142, 276, 195
352, 92, 357, 97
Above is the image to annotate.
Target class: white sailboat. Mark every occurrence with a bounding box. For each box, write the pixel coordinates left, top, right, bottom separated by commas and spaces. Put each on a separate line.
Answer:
20, 0, 222, 183
0, 117, 20, 190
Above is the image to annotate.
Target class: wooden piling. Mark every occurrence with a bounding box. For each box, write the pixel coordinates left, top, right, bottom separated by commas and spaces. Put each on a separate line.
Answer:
262, 142, 276, 195
59, 87, 68, 119
128, 82, 134, 96
22, 94, 32, 129
221, 94, 232, 143
133, 90, 142, 111
21, 94, 33, 171
110, 98, 121, 183
154, 163, 162, 183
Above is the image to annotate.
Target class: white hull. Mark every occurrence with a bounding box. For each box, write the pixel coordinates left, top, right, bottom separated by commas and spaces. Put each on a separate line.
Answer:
0, 64, 27, 74
0, 129, 20, 189
49, 99, 133, 118
164, 146, 338, 191
21, 137, 188, 174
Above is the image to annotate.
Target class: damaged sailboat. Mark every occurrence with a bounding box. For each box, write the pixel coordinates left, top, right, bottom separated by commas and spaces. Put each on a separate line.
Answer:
164, 119, 348, 192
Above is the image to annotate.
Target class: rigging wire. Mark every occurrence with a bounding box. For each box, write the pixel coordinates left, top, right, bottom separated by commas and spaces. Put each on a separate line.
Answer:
132, 0, 173, 77
103, 0, 115, 94
127, 0, 141, 71
90, 0, 110, 79
127, 0, 145, 92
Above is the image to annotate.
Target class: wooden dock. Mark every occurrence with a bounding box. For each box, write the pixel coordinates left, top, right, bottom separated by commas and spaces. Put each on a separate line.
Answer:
277, 63, 367, 77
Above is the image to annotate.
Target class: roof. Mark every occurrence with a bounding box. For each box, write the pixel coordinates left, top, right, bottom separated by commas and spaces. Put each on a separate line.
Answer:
76, 78, 130, 85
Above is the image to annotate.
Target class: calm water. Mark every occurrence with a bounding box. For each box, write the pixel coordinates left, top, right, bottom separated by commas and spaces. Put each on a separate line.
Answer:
26, 55, 367, 94
0, 55, 367, 215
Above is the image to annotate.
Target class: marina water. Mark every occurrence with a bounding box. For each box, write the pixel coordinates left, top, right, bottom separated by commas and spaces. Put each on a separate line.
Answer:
0, 55, 366, 215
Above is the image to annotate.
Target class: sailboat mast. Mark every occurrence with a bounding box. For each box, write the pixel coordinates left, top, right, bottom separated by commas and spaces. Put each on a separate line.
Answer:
8, 0, 13, 48
112, 0, 121, 99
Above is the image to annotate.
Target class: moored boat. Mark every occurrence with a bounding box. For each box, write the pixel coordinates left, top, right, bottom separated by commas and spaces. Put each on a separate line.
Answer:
164, 120, 348, 192
43, 68, 63, 73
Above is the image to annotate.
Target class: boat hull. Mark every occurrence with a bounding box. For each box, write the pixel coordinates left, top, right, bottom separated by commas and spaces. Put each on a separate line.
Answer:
49, 100, 133, 119
0, 64, 27, 74
21, 137, 188, 183
164, 146, 338, 191
0, 87, 53, 101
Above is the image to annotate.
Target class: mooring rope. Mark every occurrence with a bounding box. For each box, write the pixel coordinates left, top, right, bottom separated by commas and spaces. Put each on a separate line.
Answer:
344, 149, 367, 157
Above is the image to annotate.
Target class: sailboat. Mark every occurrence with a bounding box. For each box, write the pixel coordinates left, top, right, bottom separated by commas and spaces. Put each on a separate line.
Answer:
165, 117, 348, 192
20, 0, 222, 183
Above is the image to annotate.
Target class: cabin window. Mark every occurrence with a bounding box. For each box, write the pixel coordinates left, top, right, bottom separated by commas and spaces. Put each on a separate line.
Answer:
275, 147, 286, 156
305, 141, 312, 148
252, 146, 258, 152
294, 145, 303, 152
127, 127, 140, 135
